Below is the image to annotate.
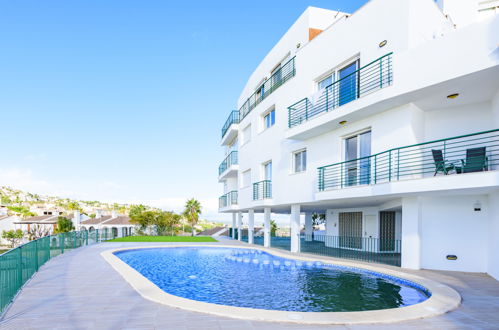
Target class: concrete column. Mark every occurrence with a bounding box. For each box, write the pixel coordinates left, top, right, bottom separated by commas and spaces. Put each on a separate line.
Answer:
290, 204, 301, 253
305, 213, 313, 241
401, 197, 422, 269
248, 209, 255, 244
73, 210, 81, 231
237, 212, 243, 241
231, 213, 236, 239
264, 207, 271, 248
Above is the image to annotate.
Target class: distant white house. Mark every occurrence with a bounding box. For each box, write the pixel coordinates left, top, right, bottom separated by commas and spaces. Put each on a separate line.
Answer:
80, 211, 135, 238
0, 215, 20, 246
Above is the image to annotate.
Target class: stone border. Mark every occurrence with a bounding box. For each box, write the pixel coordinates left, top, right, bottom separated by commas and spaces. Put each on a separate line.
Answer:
101, 244, 461, 325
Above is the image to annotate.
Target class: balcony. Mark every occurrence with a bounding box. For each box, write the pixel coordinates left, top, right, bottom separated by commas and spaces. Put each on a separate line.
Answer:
218, 151, 238, 181
253, 180, 272, 200
219, 191, 238, 211
240, 57, 296, 121
288, 53, 393, 128
221, 110, 239, 146
318, 129, 499, 192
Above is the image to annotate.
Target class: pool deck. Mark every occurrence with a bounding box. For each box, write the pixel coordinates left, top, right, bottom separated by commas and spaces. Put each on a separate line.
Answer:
1, 240, 499, 330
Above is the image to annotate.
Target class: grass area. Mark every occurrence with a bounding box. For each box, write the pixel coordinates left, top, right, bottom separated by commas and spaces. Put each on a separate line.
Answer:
0, 249, 10, 254
106, 236, 218, 243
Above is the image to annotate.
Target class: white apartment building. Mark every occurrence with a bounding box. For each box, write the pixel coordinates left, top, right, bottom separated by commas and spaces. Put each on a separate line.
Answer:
218, 0, 499, 280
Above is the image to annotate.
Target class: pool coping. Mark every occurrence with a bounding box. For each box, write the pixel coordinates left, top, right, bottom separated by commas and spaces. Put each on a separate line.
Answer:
101, 244, 461, 325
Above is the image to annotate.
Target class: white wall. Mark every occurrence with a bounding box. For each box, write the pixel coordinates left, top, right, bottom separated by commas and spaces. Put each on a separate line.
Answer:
487, 191, 499, 280
420, 195, 489, 272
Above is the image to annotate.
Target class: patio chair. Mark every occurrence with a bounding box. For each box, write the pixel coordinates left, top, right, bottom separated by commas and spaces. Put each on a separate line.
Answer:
461, 147, 488, 173
432, 149, 458, 175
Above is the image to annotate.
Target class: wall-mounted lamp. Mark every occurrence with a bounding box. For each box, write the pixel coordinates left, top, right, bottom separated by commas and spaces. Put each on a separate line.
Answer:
446, 255, 458, 260
296, 43, 301, 49
379, 40, 387, 48
447, 93, 459, 99
474, 201, 482, 212
339, 120, 347, 125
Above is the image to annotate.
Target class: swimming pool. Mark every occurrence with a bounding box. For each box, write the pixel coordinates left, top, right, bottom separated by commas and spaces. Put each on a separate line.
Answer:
114, 246, 429, 312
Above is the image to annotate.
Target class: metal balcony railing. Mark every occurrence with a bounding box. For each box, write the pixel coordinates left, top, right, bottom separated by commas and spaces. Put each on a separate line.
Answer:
221, 110, 240, 139
318, 129, 499, 191
240, 57, 296, 120
253, 180, 272, 200
218, 151, 238, 176
288, 53, 393, 128
219, 191, 238, 208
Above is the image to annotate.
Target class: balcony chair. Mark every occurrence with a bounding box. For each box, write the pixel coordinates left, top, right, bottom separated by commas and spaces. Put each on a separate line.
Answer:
432, 149, 460, 175
461, 147, 488, 173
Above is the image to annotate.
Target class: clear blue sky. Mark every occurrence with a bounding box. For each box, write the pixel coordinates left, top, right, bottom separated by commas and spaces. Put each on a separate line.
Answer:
0, 0, 368, 220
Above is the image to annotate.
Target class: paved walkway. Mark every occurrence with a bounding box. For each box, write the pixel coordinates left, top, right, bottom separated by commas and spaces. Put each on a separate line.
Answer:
1, 241, 499, 330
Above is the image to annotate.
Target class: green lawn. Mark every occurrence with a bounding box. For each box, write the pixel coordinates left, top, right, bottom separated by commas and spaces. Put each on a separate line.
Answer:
106, 236, 218, 242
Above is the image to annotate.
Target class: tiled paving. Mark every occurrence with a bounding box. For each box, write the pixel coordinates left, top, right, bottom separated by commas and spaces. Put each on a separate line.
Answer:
1, 240, 498, 330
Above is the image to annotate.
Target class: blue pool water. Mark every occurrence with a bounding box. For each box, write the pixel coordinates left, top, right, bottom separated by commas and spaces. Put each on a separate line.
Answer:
114, 247, 430, 312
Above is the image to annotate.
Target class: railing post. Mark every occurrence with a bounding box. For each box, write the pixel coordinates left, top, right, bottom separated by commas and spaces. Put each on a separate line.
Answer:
380, 57, 383, 89
305, 100, 309, 121
397, 149, 400, 181
341, 164, 344, 188
388, 150, 392, 182
444, 140, 447, 160
374, 154, 377, 184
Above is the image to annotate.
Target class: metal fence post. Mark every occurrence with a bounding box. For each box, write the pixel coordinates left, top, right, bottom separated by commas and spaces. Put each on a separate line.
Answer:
34, 239, 39, 271
18, 246, 23, 287
61, 234, 65, 254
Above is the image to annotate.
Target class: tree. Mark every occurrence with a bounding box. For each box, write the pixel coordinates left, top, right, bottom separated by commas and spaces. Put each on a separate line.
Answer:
129, 204, 147, 219
7, 206, 36, 219
312, 213, 326, 227
155, 211, 181, 236
183, 199, 201, 236
26, 224, 51, 241
2, 229, 24, 247
270, 220, 277, 236
0, 193, 12, 205
66, 201, 82, 212
130, 210, 181, 236
130, 210, 155, 233
54, 216, 74, 234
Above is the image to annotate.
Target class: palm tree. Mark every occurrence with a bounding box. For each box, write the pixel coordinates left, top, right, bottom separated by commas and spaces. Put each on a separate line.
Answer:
183, 198, 201, 236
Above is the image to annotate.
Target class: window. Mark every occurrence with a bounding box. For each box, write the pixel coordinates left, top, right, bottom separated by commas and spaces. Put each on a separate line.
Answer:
264, 110, 275, 129
263, 161, 272, 180
228, 137, 238, 153
293, 149, 307, 173
338, 60, 359, 106
242, 169, 251, 188
318, 75, 333, 90
242, 124, 251, 144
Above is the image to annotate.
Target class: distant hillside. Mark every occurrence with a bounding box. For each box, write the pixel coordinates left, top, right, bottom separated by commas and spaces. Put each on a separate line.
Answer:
0, 186, 158, 216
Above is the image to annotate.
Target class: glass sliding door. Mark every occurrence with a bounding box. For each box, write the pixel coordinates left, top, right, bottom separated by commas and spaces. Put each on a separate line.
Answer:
264, 161, 272, 180
345, 136, 358, 186
344, 131, 371, 187
338, 61, 359, 106
359, 131, 371, 185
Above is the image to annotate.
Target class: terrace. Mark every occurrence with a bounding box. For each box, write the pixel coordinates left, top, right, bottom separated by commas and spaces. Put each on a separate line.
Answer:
1, 239, 498, 328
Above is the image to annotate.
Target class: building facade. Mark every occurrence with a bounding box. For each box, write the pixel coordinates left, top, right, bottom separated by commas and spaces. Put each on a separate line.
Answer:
218, 0, 499, 280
